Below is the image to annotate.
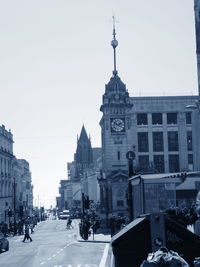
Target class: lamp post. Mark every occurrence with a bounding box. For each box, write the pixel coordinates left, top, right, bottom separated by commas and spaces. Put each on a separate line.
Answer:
12, 176, 17, 235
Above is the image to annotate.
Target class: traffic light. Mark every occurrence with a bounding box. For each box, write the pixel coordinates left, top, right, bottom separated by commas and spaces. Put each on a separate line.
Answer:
8, 209, 12, 217
84, 196, 90, 209
19, 206, 24, 217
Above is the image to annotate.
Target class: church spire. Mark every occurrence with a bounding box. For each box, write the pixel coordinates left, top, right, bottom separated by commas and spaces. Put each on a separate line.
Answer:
111, 15, 118, 76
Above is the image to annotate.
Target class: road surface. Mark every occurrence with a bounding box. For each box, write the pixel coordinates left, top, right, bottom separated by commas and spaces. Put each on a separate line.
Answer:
0, 219, 111, 267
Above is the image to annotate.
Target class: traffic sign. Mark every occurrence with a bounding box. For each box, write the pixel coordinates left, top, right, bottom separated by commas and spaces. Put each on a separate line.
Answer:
126, 151, 136, 160
89, 203, 96, 211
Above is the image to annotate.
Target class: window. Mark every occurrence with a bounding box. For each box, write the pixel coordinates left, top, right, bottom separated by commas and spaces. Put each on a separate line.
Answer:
137, 113, 148, 125
186, 112, 192, 124
187, 131, 193, 151
153, 132, 164, 152
188, 154, 193, 164
152, 113, 163, 125
168, 131, 179, 151
167, 113, 177, 124
138, 155, 149, 171
154, 155, 165, 173
138, 132, 149, 152
169, 155, 180, 172
117, 200, 124, 207
117, 151, 121, 160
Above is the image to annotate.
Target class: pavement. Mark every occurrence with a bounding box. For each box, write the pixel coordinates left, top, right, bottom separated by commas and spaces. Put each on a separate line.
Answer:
78, 233, 111, 243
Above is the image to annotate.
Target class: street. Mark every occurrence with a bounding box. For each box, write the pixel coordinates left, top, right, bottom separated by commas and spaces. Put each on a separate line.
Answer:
0, 219, 111, 267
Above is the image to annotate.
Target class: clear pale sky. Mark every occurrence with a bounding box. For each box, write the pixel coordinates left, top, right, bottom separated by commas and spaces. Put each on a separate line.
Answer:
0, 0, 198, 208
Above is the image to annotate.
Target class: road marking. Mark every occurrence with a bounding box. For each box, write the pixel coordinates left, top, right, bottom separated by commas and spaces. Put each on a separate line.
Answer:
99, 244, 109, 267
52, 254, 56, 257
48, 257, 52, 260
40, 262, 45, 265
110, 252, 114, 267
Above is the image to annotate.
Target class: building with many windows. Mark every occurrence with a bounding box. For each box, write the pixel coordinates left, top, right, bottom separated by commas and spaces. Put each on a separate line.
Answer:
0, 125, 33, 223
13, 159, 33, 219
0, 125, 14, 222
98, 20, 200, 221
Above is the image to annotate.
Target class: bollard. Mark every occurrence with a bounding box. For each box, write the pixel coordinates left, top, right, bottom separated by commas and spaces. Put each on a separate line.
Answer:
194, 257, 200, 266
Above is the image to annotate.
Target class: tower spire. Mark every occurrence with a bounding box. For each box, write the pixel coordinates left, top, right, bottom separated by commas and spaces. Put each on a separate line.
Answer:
111, 15, 118, 76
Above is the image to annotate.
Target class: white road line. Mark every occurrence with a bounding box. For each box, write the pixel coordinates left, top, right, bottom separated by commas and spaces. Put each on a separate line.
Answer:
99, 244, 110, 267
48, 257, 52, 260
52, 254, 56, 257
40, 262, 45, 265
110, 252, 114, 267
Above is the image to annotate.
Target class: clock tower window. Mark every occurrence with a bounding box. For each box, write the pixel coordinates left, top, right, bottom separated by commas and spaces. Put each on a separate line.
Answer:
118, 151, 121, 160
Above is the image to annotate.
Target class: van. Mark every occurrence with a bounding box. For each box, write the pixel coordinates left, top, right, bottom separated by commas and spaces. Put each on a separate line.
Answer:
59, 210, 70, 220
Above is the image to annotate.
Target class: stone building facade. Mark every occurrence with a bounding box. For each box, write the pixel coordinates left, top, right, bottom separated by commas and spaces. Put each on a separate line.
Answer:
0, 125, 14, 222
74, 125, 93, 179
58, 126, 94, 213
98, 21, 200, 221
0, 125, 33, 222
13, 159, 33, 219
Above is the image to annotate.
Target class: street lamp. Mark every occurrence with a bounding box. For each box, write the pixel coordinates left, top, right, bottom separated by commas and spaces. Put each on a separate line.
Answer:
13, 180, 17, 235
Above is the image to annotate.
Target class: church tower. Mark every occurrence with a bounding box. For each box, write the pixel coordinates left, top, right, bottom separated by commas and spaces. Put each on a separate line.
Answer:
99, 17, 133, 220
74, 125, 93, 179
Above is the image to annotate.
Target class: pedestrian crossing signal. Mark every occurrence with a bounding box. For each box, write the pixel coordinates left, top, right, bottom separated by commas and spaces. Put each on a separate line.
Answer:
84, 196, 90, 209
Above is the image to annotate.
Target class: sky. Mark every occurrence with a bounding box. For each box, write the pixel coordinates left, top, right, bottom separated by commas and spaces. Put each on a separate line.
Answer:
0, 0, 198, 208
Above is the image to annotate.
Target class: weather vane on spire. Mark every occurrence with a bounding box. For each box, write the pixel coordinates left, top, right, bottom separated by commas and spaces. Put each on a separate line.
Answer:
111, 15, 118, 76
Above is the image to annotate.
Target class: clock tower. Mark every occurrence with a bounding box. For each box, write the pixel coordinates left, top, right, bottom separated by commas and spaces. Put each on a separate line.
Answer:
99, 17, 133, 221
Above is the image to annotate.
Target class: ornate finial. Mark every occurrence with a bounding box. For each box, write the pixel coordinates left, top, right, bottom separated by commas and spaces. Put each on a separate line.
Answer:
111, 15, 118, 76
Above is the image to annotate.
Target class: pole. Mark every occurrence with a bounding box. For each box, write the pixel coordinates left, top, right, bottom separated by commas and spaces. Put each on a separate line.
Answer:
82, 193, 85, 218
128, 159, 134, 222
126, 150, 136, 222
13, 181, 16, 235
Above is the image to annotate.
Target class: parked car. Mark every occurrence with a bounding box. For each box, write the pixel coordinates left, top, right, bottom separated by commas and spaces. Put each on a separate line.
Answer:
59, 210, 70, 220
0, 234, 9, 253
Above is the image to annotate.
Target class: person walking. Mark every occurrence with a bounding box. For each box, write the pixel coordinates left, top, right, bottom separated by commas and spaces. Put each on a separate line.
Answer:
22, 225, 32, 242
66, 217, 73, 229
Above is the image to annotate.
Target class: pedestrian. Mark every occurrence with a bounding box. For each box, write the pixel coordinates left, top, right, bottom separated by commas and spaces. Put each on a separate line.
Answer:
22, 225, 32, 242
30, 223, 34, 234
66, 217, 73, 229
82, 219, 90, 240
110, 215, 116, 237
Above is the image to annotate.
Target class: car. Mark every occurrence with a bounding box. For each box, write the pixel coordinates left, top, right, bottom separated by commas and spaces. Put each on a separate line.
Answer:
59, 210, 70, 220
0, 234, 9, 253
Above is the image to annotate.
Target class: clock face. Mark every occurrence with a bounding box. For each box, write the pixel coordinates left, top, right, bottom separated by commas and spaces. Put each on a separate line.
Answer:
111, 118, 125, 132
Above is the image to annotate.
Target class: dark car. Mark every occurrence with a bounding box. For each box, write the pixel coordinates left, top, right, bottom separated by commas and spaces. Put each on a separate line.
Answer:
0, 234, 9, 253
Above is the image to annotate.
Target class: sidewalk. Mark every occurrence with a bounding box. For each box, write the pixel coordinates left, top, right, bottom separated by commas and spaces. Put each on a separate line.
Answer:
78, 232, 111, 243
78, 233, 114, 267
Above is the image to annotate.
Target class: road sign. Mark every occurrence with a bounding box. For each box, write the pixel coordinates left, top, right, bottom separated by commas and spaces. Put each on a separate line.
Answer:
126, 151, 136, 160
89, 203, 96, 211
